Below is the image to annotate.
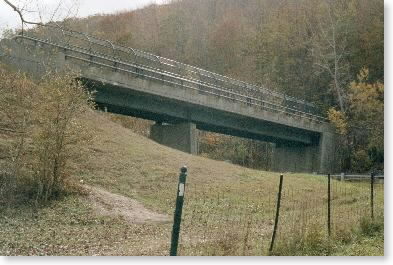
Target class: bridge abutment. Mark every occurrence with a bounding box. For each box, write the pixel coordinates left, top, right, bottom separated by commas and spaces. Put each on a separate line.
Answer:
150, 122, 199, 155
272, 129, 336, 173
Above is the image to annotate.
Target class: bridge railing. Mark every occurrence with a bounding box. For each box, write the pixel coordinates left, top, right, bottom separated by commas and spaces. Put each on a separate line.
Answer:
10, 25, 327, 123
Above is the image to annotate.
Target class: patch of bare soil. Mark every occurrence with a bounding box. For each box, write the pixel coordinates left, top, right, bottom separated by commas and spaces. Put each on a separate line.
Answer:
86, 186, 171, 224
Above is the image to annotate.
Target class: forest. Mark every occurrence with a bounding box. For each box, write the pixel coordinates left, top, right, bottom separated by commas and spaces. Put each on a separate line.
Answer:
55, 0, 383, 172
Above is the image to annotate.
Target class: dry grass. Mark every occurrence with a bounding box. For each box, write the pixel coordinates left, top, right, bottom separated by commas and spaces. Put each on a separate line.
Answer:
0, 110, 384, 256
86, 186, 171, 224
0, 196, 172, 256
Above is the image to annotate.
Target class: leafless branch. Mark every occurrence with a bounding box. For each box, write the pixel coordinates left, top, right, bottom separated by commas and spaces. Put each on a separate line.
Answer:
314, 62, 333, 77
2, 0, 44, 33
49, 1, 62, 22
3, 0, 79, 34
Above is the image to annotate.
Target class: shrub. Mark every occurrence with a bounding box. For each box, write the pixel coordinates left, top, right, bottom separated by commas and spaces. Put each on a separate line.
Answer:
0, 65, 94, 204
351, 150, 372, 173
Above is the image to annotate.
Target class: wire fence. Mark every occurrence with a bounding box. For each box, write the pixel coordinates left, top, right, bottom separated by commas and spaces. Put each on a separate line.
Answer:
274, 178, 384, 249
171, 174, 384, 256
178, 183, 276, 255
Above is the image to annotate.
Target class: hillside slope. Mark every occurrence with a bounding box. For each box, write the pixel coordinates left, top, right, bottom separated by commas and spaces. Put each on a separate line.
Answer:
0, 109, 277, 256
80, 110, 277, 213
0, 110, 383, 256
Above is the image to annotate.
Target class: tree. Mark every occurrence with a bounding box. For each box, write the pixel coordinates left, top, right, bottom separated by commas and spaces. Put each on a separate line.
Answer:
2, 0, 78, 33
328, 68, 383, 172
306, 0, 357, 113
250, 0, 316, 99
0, 65, 94, 203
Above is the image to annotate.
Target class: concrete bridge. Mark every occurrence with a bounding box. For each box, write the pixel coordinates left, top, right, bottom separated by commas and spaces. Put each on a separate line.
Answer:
0, 27, 336, 173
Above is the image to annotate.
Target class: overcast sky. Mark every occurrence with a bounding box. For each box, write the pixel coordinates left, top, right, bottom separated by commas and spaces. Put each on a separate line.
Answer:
0, 0, 166, 32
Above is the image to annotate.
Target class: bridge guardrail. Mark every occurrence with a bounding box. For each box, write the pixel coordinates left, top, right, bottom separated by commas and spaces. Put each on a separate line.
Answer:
4, 24, 328, 123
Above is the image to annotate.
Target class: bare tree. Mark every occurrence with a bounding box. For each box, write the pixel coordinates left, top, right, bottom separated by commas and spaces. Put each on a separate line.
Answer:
2, 0, 79, 33
307, 0, 353, 113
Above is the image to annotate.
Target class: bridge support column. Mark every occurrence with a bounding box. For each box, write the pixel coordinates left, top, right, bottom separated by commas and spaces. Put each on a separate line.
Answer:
272, 130, 337, 173
318, 130, 337, 174
150, 122, 198, 155
272, 143, 319, 173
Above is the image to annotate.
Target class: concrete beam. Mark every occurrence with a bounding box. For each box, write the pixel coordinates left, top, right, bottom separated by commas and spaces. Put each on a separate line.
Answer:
150, 122, 199, 155
0, 38, 326, 134
89, 83, 318, 145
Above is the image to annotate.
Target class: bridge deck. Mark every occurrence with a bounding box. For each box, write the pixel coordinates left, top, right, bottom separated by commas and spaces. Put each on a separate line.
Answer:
1, 25, 326, 123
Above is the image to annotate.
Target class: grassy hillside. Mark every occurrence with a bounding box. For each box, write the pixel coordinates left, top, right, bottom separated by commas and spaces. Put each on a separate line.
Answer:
0, 110, 384, 256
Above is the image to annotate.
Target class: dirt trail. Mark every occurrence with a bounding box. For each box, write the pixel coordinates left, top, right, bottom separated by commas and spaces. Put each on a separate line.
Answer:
86, 186, 171, 224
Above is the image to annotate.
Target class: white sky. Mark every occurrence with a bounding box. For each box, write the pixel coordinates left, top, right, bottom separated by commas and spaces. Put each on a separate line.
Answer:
0, 0, 167, 32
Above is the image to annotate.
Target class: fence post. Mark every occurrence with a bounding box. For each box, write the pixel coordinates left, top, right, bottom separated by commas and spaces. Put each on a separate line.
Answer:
371, 172, 375, 220
269, 174, 284, 254
170, 166, 188, 256
327, 174, 331, 237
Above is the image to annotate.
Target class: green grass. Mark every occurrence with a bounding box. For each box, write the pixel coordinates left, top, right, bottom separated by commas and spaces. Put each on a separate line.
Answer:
0, 110, 385, 256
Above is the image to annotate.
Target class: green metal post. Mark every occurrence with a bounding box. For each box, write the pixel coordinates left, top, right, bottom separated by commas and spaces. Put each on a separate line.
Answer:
371, 172, 375, 220
269, 174, 284, 254
328, 174, 331, 237
170, 166, 187, 256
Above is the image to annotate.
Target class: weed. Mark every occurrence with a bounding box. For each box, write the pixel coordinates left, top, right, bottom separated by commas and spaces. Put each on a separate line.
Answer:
333, 227, 353, 244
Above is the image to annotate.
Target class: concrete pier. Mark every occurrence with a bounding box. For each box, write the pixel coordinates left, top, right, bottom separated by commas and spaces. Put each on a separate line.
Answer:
273, 129, 336, 173
150, 122, 199, 155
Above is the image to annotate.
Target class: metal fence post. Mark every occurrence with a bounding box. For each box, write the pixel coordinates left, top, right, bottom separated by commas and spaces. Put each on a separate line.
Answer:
170, 166, 187, 256
371, 172, 375, 220
269, 174, 284, 254
327, 174, 331, 237
340, 172, 345, 182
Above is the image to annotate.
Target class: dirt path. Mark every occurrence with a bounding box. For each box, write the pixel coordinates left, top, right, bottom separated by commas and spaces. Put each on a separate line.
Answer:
86, 186, 171, 224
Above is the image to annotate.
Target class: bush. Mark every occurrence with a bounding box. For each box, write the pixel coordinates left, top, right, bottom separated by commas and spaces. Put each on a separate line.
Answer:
0, 66, 94, 204
351, 150, 372, 173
